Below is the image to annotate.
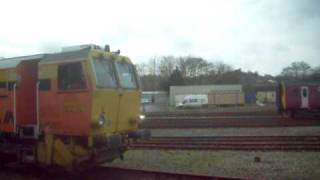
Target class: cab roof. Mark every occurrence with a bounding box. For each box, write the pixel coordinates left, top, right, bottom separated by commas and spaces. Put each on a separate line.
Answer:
0, 54, 44, 69
41, 48, 91, 64
0, 47, 132, 70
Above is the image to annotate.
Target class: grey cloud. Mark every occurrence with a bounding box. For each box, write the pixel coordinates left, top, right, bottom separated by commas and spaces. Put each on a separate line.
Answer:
39, 42, 63, 53
0, 0, 319, 76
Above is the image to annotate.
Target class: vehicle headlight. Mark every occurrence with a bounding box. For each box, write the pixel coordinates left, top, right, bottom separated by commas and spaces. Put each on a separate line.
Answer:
97, 114, 106, 127
139, 114, 146, 121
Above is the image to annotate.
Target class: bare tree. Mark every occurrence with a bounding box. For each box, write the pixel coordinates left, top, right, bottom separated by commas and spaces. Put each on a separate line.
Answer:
147, 56, 158, 75
213, 61, 233, 76
310, 66, 320, 80
158, 56, 176, 77
281, 61, 311, 80
135, 62, 148, 76
311, 66, 320, 74
176, 56, 211, 77
176, 57, 188, 77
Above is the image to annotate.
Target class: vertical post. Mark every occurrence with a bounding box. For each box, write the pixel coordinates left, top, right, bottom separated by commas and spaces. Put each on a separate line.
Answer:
13, 83, 17, 133
36, 81, 40, 137
153, 57, 156, 91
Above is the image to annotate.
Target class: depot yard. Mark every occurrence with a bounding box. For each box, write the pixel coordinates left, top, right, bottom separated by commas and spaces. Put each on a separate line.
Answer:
2, 150, 320, 180
2, 110, 320, 179
107, 150, 320, 180
104, 125, 320, 179
2, 128, 320, 180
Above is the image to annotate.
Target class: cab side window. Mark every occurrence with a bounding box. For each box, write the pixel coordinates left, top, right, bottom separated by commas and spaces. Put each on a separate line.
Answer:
115, 62, 138, 89
7, 82, 15, 91
39, 79, 51, 91
0, 82, 6, 89
93, 59, 117, 88
0, 81, 7, 97
58, 63, 86, 90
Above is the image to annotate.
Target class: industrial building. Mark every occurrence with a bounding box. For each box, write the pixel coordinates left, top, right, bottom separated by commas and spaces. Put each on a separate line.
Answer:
141, 91, 169, 112
141, 91, 169, 104
170, 85, 242, 106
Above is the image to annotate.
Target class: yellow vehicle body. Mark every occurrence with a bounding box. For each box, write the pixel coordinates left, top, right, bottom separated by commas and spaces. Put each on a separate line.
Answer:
0, 45, 149, 170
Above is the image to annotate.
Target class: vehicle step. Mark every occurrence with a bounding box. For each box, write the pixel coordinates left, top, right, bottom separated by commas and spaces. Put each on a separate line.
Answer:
20, 147, 36, 163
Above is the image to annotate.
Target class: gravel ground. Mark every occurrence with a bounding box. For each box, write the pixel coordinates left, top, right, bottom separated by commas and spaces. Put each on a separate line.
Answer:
2, 126, 320, 179
107, 150, 320, 180
2, 150, 320, 179
149, 126, 320, 137
0, 173, 36, 180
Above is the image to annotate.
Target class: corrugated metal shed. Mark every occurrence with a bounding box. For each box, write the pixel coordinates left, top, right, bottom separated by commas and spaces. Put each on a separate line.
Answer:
170, 85, 242, 105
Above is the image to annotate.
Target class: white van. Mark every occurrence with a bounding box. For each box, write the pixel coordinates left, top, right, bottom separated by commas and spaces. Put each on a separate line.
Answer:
176, 95, 208, 108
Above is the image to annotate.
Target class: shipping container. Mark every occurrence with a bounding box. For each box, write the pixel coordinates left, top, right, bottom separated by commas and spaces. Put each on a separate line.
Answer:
256, 91, 276, 104
245, 92, 257, 104
208, 91, 244, 106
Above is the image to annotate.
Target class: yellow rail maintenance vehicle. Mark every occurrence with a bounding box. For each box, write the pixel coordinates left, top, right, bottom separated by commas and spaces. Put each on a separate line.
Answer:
0, 44, 149, 170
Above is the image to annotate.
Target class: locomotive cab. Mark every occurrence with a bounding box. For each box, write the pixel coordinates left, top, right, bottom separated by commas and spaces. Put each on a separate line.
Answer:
0, 45, 149, 170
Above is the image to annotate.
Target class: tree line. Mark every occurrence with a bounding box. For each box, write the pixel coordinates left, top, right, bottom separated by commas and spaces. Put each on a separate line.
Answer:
136, 56, 320, 91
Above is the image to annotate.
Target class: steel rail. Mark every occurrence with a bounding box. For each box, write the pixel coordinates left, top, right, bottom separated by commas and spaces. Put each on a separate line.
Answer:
96, 166, 243, 180
139, 117, 320, 128
131, 136, 320, 151
146, 111, 277, 117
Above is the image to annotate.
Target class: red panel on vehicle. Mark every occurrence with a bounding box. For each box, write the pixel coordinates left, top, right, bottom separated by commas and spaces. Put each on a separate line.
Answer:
284, 84, 320, 111
309, 85, 320, 109
16, 60, 38, 125
285, 85, 300, 110
0, 89, 15, 132
39, 79, 92, 136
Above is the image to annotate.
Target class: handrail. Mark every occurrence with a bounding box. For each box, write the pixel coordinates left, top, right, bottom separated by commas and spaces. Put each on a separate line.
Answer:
36, 81, 40, 137
13, 83, 17, 133
115, 88, 123, 132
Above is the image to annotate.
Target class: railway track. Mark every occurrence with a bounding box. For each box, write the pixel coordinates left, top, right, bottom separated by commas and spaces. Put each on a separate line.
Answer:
146, 111, 278, 117
146, 115, 281, 120
140, 115, 320, 128
131, 136, 320, 151
94, 166, 241, 180
0, 164, 240, 180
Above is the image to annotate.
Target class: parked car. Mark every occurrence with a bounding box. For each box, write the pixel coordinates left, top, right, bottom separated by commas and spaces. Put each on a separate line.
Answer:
141, 98, 152, 104
176, 95, 208, 108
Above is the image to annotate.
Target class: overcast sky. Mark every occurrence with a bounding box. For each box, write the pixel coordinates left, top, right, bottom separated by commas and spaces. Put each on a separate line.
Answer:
0, 0, 319, 75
